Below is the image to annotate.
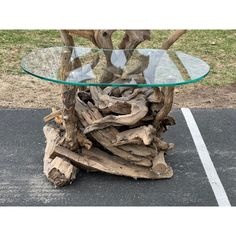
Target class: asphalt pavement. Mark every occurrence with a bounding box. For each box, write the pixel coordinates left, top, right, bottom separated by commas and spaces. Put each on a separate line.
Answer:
0, 108, 235, 206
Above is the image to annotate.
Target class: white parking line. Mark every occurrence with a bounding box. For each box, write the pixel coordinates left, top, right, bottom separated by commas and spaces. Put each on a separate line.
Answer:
181, 108, 231, 206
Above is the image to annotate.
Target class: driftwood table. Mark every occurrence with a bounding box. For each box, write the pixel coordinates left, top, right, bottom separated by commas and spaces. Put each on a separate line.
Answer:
21, 30, 210, 187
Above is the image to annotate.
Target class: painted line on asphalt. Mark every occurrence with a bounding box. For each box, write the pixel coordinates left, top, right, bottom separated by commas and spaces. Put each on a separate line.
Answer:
181, 108, 231, 207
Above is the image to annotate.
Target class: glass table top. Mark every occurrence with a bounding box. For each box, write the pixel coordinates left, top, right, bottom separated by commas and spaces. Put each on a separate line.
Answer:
21, 47, 210, 87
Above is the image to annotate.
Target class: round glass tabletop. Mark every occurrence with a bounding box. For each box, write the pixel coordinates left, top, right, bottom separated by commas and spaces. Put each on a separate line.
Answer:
21, 47, 210, 87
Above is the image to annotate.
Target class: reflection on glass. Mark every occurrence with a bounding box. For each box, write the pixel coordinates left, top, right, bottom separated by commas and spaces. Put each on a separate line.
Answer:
110, 50, 127, 68
21, 47, 210, 87
66, 65, 95, 83
71, 47, 92, 60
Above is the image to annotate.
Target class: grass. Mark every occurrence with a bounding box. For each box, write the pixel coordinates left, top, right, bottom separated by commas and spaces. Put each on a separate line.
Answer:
0, 30, 235, 86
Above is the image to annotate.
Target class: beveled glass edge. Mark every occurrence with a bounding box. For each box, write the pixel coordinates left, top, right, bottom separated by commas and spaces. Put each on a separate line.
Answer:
21, 46, 210, 87
21, 66, 210, 87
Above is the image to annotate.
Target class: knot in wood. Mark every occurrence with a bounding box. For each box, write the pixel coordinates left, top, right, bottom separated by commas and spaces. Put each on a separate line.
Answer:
102, 31, 108, 37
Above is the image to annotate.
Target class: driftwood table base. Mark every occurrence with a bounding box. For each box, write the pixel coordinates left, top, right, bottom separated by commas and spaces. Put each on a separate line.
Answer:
41, 29, 187, 187
43, 85, 175, 187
